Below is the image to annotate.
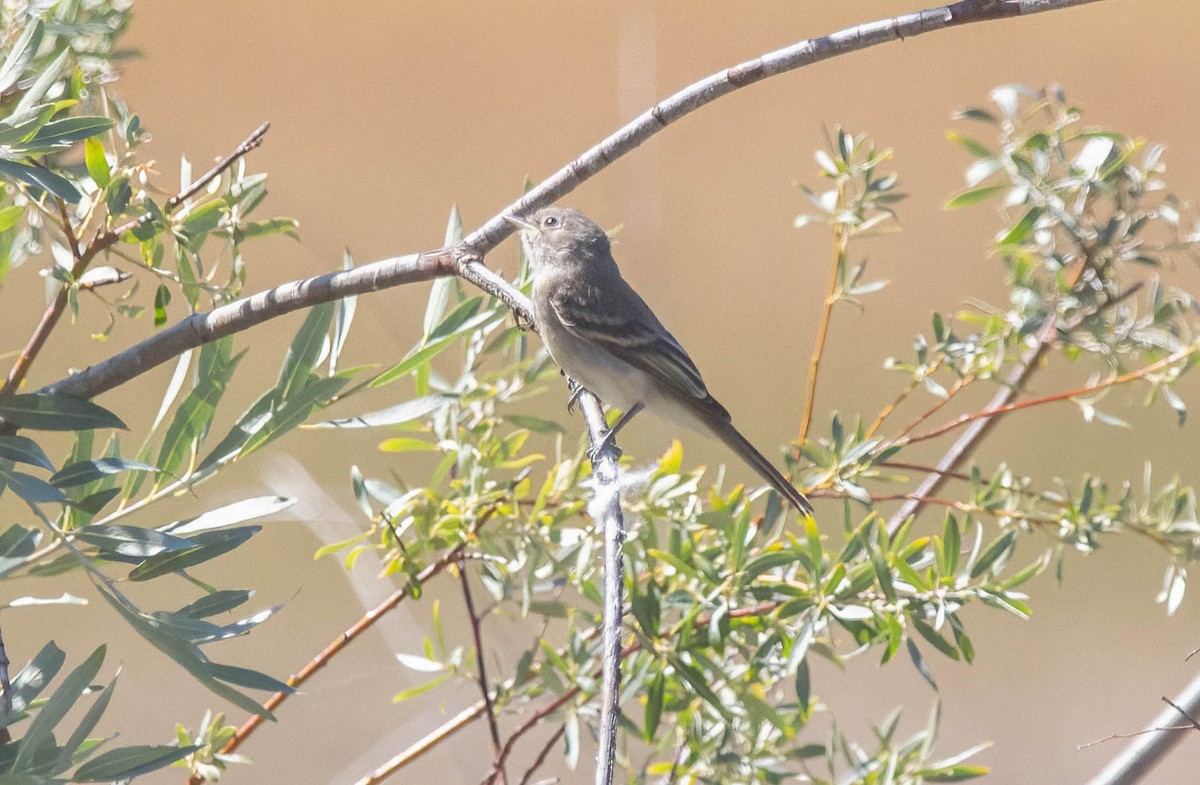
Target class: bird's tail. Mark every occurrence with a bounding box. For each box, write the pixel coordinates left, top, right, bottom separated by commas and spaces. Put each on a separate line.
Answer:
712, 419, 813, 515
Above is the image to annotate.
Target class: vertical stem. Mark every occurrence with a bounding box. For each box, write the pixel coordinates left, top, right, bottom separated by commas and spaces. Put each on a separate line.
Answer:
459, 561, 506, 785
798, 177, 848, 445
0, 621, 10, 745
576, 391, 626, 785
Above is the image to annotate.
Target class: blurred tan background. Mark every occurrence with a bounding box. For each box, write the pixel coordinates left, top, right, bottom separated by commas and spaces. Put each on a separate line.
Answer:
6, 1, 1200, 782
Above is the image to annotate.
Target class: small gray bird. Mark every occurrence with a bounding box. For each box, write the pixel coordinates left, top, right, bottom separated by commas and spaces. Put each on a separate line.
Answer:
506, 206, 812, 514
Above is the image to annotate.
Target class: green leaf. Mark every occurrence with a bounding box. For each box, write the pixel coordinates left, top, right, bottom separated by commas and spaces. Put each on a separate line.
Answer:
91, 581, 271, 717
670, 656, 731, 720
945, 129, 996, 159
920, 765, 991, 782
59, 671, 118, 769
795, 658, 811, 714
0, 394, 125, 431
907, 638, 938, 692
3, 468, 67, 503
155, 341, 242, 477
177, 589, 253, 619
277, 302, 334, 400
912, 618, 960, 661
969, 530, 1016, 579
84, 136, 110, 187
13, 645, 106, 772
163, 495, 295, 536
154, 283, 171, 326
329, 250, 357, 374
644, 670, 665, 742
309, 394, 451, 429
12, 46, 66, 121
73, 744, 199, 782
75, 524, 195, 558
0, 204, 24, 232
392, 672, 450, 702
379, 437, 436, 453
945, 184, 1008, 209
997, 206, 1042, 246
0, 435, 55, 471
3, 641, 65, 724
205, 662, 293, 693
128, 526, 260, 581
50, 457, 157, 488
0, 523, 41, 578
422, 205, 460, 338
0, 158, 81, 202
29, 116, 114, 147
0, 20, 43, 94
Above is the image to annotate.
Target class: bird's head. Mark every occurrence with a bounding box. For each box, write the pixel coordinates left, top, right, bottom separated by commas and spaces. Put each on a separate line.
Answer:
505, 207, 611, 271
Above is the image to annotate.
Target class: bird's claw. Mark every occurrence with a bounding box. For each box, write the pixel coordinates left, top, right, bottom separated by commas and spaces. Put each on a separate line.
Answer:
564, 376, 584, 414
513, 308, 535, 332
586, 429, 622, 463
566, 385, 584, 414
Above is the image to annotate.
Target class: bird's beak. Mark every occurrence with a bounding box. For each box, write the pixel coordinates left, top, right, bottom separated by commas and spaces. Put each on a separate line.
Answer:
504, 213, 537, 232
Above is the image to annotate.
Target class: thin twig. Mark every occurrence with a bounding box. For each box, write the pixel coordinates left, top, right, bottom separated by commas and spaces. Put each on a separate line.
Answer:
1078, 724, 1196, 750
518, 725, 566, 785
864, 376, 922, 440
1084, 672, 1200, 785
373, 602, 783, 784
1162, 695, 1200, 732
798, 177, 847, 445
459, 561, 506, 785
884, 322, 1055, 535
3, 123, 269, 395
0, 622, 10, 744
892, 376, 970, 442
56, 197, 82, 261
898, 345, 1195, 447
487, 682, 590, 785
186, 545, 464, 785
356, 700, 488, 785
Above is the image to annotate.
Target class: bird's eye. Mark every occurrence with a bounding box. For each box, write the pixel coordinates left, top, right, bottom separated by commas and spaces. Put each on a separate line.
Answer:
542, 215, 559, 228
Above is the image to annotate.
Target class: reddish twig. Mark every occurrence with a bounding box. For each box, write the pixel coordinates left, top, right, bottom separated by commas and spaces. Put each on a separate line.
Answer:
898, 345, 1194, 448
798, 177, 848, 446
460, 561, 506, 785
2, 123, 269, 394
186, 546, 462, 785
517, 725, 566, 785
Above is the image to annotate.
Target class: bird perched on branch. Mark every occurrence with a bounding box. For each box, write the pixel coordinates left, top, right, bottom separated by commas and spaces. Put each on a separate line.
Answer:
505, 206, 812, 514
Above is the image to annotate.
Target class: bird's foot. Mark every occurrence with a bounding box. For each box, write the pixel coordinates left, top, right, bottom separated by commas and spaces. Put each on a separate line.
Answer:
513, 308, 535, 332
586, 429, 623, 463
565, 377, 584, 414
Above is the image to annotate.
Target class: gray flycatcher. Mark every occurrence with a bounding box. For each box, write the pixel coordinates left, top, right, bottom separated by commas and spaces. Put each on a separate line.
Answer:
505, 206, 813, 514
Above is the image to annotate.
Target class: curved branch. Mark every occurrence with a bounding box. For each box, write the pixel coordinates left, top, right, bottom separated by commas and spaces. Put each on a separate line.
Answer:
40, 0, 1103, 405
41, 251, 453, 398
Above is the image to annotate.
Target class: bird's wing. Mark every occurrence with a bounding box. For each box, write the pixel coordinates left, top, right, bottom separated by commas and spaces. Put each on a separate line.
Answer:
548, 279, 717, 406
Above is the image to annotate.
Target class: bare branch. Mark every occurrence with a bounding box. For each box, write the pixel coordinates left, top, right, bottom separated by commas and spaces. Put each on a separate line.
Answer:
518, 725, 566, 785
1085, 672, 1200, 785
40, 0, 1105, 407
43, 251, 454, 400
577, 394, 626, 785
459, 561, 506, 784
798, 178, 847, 445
